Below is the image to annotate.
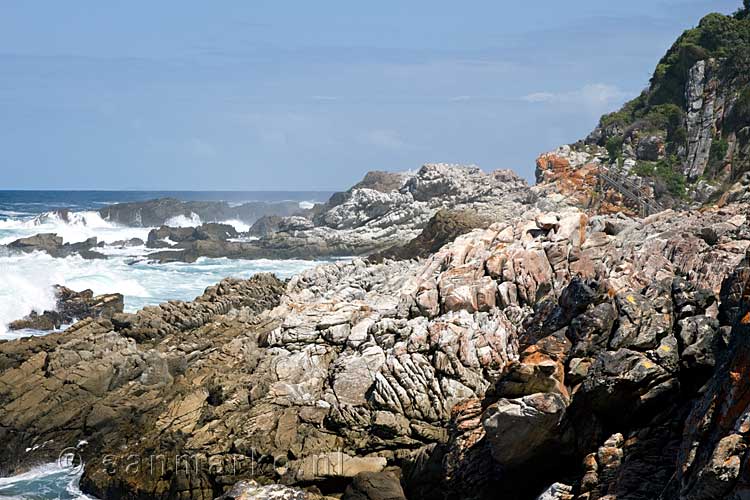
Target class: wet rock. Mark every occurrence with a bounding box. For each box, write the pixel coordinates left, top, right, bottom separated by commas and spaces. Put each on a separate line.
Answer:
6, 233, 105, 259
8, 286, 123, 331
146, 223, 238, 248
98, 197, 302, 227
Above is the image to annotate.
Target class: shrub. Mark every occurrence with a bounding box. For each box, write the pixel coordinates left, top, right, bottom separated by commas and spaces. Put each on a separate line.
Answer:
634, 157, 687, 197
633, 161, 656, 177
731, 87, 750, 128
606, 136, 624, 162
709, 137, 730, 166
655, 157, 687, 197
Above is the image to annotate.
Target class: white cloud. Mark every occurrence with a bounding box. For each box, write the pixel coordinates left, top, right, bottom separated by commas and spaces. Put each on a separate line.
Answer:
521, 92, 556, 103
521, 83, 631, 109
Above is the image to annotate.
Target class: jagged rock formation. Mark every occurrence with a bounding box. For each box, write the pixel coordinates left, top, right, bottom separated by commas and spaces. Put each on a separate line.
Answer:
536, 8, 750, 212
8, 286, 123, 331
4, 8, 750, 500
1, 198, 749, 499
146, 223, 239, 248
148, 164, 531, 263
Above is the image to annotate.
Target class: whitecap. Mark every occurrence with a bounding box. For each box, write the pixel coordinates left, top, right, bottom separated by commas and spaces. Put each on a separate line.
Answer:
164, 212, 202, 227
0, 462, 96, 500
220, 219, 252, 233
0, 211, 150, 246
0, 250, 325, 338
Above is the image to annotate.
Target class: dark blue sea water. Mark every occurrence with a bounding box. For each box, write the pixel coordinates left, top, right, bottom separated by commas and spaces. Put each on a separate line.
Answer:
0, 190, 333, 218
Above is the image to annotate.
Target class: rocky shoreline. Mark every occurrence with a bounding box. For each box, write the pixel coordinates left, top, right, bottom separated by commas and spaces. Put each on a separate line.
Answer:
4, 8, 750, 499
2, 195, 750, 499
0, 164, 532, 264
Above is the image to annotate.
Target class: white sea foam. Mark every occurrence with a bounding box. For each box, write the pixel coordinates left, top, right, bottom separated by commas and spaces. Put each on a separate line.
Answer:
164, 212, 202, 227
0, 208, 327, 339
0, 250, 323, 338
0, 462, 95, 499
220, 219, 252, 232
0, 252, 150, 339
0, 210, 150, 245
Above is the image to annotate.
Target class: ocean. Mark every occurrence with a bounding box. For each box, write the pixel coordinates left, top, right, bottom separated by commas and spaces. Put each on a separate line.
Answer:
0, 190, 332, 499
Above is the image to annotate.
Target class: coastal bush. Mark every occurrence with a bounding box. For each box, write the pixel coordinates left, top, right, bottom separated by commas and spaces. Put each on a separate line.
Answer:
606, 136, 624, 162
633, 161, 656, 177
634, 157, 687, 197
709, 137, 730, 168
730, 87, 750, 128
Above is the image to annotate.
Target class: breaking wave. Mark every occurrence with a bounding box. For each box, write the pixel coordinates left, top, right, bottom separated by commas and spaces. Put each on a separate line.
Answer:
0, 462, 95, 500
0, 210, 150, 245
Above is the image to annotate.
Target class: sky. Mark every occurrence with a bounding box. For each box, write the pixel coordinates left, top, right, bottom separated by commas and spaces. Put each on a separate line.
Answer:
0, 0, 742, 190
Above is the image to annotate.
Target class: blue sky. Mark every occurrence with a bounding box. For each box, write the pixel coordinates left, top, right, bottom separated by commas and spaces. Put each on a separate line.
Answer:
0, 1, 741, 190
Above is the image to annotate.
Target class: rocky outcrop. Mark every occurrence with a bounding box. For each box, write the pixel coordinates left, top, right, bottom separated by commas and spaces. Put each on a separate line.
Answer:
146, 223, 239, 248
98, 198, 306, 227
675, 254, 750, 499
146, 164, 531, 263
369, 209, 494, 262
536, 11, 750, 209
5, 233, 105, 259
1, 199, 748, 499
350, 171, 409, 194
8, 286, 123, 331
533, 145, 646, 215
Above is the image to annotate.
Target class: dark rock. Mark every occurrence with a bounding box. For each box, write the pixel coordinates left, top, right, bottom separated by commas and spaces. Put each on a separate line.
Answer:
146, 223, 239, 248
101, 237, 144, 248
370, 209, 493, 262
8, 233, 62, 253
342, 470, 406, 500
249, 215, 283, 237
98, 197, 303, 227
9, 285, 123, 331
6, 234, 104, 259
482, 393, 567, 466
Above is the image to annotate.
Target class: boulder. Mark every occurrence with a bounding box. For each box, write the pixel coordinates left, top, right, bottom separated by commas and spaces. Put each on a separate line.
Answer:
482, 393, 567, 466
342, 470, 406, 500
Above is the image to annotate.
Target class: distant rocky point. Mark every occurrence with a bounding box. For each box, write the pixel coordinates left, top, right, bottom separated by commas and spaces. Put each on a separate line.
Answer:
98, 197, 307, 227
146, 163, 532, 263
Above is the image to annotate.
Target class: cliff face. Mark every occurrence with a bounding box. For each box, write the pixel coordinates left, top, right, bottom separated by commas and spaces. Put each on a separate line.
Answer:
537, 6, 750, 212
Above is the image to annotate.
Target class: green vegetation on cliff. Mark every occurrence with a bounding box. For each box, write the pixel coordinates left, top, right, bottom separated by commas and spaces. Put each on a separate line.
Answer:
588, 3, 750, 202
